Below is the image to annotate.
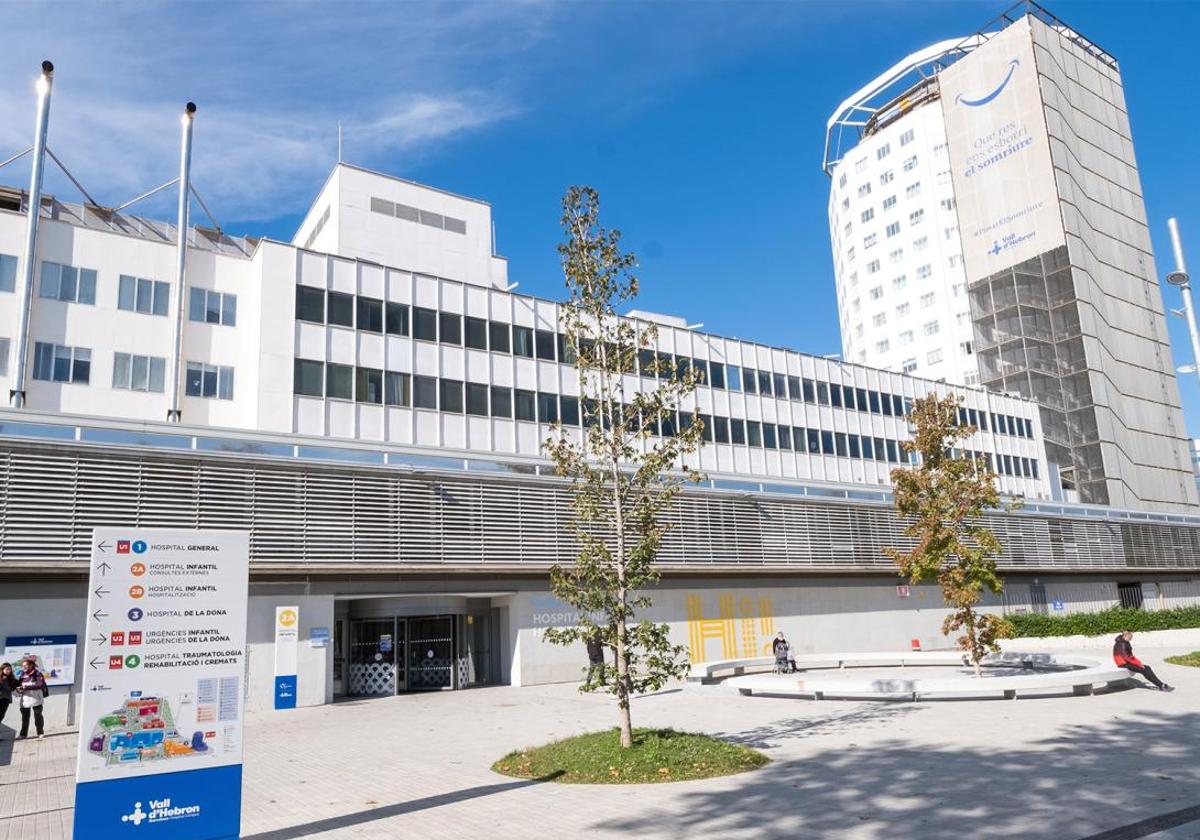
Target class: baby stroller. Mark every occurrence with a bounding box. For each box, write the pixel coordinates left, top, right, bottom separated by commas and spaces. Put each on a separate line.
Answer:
773, 648, 795, 675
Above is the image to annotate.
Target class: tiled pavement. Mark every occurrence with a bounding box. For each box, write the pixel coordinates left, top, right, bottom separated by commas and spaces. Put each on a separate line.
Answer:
3, 647, 1200, 839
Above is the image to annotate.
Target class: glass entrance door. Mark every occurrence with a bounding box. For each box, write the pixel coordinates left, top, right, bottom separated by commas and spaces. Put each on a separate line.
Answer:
408, 616, 455, 690
348, 618, 397, 696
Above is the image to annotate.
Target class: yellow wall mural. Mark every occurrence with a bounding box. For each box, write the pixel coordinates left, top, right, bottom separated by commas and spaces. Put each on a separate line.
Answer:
686, 592, 775, 663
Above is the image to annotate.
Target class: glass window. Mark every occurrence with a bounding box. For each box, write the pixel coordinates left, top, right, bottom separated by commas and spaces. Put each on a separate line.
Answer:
817, 382, 829, 405
693, 359, 710, 386
730, 418, 746, 445
874, 437, 887, 461
386, 302, 410, 336
742, 368, 757, 394
744, 420, 761, 447
869, 391, 881, 413
661, 411, 679, 437
843, 385, 855, 408
294, 359, 324, 397
412, 375, 437, 409
513, 326, 534, 358
326, 363, 353, 400
787, 375, 801, 401
535, 329, 556, 361
714, 416, 730, 444
465, 317, 488, 350
357, 297, 384, 333
860, 435, 874, 459
439, 312, 462, 345
133, 277, 151, 313
820, 431, 834, 454
32, 342, 52, 381
514, 389, 536, 421
439, 379, 464, 412
855, 388, 868, 412
489, 321, 511, 353
456, 381, 487, 416
0, 253, 16, 293
385, 372, 410, 406
777, 425, 791, 450
413, 307, 438, 341
726, 365, 741, 392
79, 269, 97, 305
763, 424, 777, 449
355, 367, 383, 404
848, 434, 861, 458
708, 361, 725, 389
73, 349, 91, 384
757, 371, 772, 396
490, 385, 512, 418
802, 379, 815, 403
807, 429, 820, 454
560, 395, 580, 426
830, 384, 843, 408
637, 348, 656, 376
886, 439, 899, 463
327, 291, 354, 327
296, 285, 325, 323
112, 352, 131, 390
220, 292, 236, 326
537, 392, 559, 423
39, 262, 60, 299
882, 394, 894, 416
188, 286, 206, 322
835, 432, 848, 457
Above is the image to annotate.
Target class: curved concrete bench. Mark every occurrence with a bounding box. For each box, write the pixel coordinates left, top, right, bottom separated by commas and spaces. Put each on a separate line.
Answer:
690, 651, 1135, 700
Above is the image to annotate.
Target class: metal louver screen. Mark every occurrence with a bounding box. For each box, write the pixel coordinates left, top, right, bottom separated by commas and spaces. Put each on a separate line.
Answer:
1, 441, 1199, 572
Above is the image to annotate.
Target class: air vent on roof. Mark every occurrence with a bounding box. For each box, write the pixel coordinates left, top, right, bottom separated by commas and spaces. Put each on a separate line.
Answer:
370, 195, 466, 235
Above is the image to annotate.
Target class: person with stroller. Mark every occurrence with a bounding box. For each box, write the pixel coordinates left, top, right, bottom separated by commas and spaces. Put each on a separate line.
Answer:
772, 631, 797, 673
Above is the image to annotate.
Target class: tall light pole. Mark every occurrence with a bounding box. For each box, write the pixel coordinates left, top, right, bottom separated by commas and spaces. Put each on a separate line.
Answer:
1166, 218, 1200, 389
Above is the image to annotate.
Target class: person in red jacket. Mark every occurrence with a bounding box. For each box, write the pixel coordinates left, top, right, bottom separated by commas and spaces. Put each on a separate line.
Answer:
1113, 631, 1174, 692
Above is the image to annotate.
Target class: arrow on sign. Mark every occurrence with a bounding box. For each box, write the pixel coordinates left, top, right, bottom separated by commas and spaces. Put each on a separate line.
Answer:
90, 633, 108, 646
95, 561, 111, 576
91, 610, 108, 622
93, 585, 110, 599
96, 540, 111, 553
89, 657, 103, 670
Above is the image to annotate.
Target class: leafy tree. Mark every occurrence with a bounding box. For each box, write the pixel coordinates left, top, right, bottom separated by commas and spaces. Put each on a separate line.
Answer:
542, 186, 705, 748
886, 393, 1013, 676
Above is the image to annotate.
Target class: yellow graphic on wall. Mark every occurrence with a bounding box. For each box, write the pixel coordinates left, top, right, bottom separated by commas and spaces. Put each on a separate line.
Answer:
686, 592, 776, 663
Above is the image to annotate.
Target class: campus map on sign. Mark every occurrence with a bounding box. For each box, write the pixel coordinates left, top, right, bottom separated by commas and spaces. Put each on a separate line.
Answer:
74, 528, 249, 840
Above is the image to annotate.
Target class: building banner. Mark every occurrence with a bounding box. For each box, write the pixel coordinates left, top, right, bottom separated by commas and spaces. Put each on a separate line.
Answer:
73, 528, 249, 840
939, 16, 1066, 281
273, 606, 299, 710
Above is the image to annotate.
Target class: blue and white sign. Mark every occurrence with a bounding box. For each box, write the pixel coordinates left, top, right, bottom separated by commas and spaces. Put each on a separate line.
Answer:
3, 634, 77, 686
939, 16, 1066, 281
74, 528, 249, 840
1052, 599, 1065, 612
309, 627, 331, 647
273, 606, 299, 711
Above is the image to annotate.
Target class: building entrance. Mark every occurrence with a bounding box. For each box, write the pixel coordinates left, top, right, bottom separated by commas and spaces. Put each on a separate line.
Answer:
347, 614, 463, 695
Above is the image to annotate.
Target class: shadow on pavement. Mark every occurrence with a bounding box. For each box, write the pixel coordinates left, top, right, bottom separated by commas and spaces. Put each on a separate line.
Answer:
240, 773, 564, 840
600, 710, 1200, 840
715, 703, 921, 750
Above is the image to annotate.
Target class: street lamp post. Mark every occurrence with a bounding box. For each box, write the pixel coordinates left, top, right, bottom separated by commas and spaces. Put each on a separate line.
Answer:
1167, 218, 1200, 389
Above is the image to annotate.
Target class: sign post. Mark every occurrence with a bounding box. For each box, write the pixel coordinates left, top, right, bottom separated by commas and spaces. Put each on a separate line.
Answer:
273, 606, 299, 710
74, 528, 249, 840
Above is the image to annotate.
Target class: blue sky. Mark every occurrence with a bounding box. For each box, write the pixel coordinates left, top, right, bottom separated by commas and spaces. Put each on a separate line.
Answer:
5, 1, 1200, 433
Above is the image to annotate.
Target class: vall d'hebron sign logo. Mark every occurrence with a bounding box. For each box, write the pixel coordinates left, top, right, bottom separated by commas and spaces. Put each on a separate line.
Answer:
122, 798, 201, 826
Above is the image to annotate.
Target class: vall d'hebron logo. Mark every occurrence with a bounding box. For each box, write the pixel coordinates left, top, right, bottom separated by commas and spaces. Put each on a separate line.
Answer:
122, 798, 201, 827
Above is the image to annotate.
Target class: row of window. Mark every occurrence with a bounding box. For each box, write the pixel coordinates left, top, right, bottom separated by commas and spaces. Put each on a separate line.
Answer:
956, 448, 1040, 480
29, 341, 234, 401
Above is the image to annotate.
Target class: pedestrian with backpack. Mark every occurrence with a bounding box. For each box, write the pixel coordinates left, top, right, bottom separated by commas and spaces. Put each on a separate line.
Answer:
15, 657, 48, 739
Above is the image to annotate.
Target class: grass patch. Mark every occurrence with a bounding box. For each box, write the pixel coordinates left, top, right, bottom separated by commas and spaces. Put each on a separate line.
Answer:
492, 727, 769, 784
1165, 651, 1200, 668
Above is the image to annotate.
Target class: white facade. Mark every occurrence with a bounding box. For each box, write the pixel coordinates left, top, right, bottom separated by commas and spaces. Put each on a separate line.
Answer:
829, 100, 977, 386
0, 162, 1050, 500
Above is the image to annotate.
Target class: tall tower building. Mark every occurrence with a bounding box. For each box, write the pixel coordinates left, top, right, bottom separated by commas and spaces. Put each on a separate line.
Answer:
824, 4, 1197, 511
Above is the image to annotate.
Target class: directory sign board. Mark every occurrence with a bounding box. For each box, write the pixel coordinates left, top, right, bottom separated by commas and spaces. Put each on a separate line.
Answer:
3, 635, 77, 686
273, 606, 299, 710
940, 16, 1066, 280
74, 528, 249, 840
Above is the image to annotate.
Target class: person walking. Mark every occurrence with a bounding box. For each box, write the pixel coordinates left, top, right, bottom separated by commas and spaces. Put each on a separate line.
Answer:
0, 663, 18, 737
1113, 630, 1174, 692
586, 629, 606, 682
16, 657, 48, 739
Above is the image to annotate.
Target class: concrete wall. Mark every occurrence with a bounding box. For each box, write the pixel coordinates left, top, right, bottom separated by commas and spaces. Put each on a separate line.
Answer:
244, 594, 335, 712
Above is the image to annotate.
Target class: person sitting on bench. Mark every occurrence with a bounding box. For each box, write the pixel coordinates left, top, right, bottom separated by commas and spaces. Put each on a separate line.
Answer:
1113, 630, 1174, 692
772, 632, 796, 673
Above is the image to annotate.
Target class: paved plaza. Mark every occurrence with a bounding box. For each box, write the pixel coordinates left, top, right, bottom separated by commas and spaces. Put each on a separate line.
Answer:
2, 646, 1198, 840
